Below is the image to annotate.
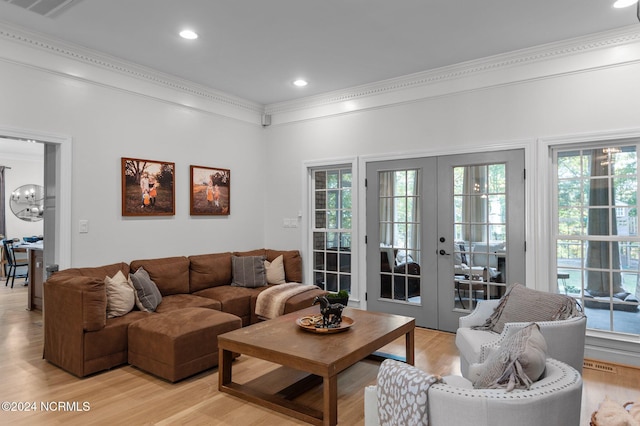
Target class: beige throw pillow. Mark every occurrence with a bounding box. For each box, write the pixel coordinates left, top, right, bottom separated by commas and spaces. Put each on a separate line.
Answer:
472, 322, 547, 391
265, 254, 286, 285
105, 270, 135, 318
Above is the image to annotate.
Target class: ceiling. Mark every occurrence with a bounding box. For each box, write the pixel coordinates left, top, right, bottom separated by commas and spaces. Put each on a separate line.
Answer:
0, 0, 638, 105
0, 137, 43, 157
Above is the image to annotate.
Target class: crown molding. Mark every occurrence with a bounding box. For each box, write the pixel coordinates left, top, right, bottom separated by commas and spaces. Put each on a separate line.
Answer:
2, 19, 640, 126
0, 20, 264, 122
265, 25, 640, 119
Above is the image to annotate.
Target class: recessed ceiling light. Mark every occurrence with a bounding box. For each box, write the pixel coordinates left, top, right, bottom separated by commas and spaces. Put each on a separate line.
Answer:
293, 79, 308, 87
613, 0, 638, 8
179, 29, 198, 40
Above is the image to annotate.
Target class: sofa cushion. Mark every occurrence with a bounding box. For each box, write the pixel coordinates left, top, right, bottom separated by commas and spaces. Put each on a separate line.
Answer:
476, 283, 581, 334
130, 256, 190, 296
83, 311, 149, 373
471, 323, 547, 391
105, 270, 135, 318
231, 255, 267, 288
188, 252, 233, 292
265, 254, 286, 285
155, 294, 221, 313
235, 249, 303, 283
455, 326, 500, 366
234, 249, 267, 257
130, 267, 163, 312
56, 262, 130, 280
195, 285, 263, 326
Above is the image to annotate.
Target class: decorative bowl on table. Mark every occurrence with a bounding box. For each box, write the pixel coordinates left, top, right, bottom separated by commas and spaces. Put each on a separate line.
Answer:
296, 315, 354, 334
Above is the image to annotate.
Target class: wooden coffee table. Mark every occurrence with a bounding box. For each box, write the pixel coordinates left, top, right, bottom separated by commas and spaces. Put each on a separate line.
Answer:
218, 306, 415, 426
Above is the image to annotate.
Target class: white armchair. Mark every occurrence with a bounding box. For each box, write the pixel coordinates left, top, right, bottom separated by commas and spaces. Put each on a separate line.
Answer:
456, 298, 587, 377
364, 358, 583, 426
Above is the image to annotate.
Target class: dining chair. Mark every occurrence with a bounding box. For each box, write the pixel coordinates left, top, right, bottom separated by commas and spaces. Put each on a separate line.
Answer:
2, 239, 28, 288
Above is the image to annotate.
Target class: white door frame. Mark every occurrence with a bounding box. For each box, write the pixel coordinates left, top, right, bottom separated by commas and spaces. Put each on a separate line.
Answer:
0, 125, 72, 271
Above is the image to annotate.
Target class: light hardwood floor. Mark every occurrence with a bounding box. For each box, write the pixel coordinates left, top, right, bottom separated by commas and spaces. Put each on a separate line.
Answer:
1, 282, 638, 425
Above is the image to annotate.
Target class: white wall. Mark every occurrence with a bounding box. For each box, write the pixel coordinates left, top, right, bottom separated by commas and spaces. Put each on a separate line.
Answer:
0, 140, 44, 240
262, 28, 640, 366
264, 28, 640, 279
2, 21, 640, 363
0, 30, 267, 267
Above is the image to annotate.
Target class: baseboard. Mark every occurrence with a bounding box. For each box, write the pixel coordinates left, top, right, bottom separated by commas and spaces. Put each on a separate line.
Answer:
585, 337, 640, 369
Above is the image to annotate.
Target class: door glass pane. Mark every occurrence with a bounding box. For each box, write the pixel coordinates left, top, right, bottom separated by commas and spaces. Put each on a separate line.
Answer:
312, 167, 352, 297
453, 163, 507, 311
378, 169, 421, 303
555, 145, 640, 335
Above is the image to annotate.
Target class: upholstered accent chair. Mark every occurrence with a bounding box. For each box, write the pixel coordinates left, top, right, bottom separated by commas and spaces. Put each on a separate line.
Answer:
456, 293, 587, 378
364, 358, 582, 426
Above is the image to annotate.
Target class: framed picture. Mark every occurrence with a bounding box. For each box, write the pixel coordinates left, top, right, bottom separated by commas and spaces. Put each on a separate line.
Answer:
121, 157, 175, 216
190, 165, 230, 215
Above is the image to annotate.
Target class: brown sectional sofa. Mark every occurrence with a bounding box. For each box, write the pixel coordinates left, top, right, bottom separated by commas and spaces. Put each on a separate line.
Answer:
43, 249, 326, 379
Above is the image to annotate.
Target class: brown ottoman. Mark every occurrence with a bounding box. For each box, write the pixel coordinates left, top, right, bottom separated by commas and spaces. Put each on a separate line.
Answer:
128, 307, 242, 382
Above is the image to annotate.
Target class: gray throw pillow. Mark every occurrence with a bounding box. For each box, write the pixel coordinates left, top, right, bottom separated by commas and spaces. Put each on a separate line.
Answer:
231, 255, 267, 288
129, 267, 162, 312
471, 323, 547, 391
477, 282, 582, 334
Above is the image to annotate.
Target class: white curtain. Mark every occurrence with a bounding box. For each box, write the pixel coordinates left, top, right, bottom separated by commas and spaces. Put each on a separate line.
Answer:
379, 171, 394, 246
379, 170, 420, 264
463, 165, 488, 243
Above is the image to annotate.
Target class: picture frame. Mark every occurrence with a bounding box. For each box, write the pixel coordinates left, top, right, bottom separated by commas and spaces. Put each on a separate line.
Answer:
121, 157, 175, 216
190, 165, 230, 215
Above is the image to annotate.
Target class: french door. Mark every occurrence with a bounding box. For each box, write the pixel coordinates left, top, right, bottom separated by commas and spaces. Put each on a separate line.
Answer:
366, 150, 525, 331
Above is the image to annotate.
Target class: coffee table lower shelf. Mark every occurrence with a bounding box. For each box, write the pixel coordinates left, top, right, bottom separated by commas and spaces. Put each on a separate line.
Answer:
219, 371, 328, 425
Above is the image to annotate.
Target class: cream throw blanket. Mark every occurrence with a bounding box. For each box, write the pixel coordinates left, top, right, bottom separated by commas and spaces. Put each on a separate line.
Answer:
255, 283, 319, 320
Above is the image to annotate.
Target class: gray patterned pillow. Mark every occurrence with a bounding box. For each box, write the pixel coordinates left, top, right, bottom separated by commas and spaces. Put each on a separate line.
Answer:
477, 283, 581, 333
472, 322, 547, 391
129, 267, 162, 312
231, 255, 267, 288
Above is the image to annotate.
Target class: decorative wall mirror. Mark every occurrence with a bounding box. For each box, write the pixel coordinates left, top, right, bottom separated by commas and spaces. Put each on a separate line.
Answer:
10, 184, 44, 222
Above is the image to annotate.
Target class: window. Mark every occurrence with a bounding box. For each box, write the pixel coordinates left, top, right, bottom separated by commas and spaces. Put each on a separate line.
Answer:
312, 167, 352, 294
554, 144, 640, 335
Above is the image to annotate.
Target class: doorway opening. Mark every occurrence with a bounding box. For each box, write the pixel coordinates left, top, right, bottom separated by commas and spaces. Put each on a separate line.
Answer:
0, 127, 71, 304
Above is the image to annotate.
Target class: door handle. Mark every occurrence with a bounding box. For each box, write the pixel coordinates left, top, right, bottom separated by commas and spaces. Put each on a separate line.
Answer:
439, 249, 450, 256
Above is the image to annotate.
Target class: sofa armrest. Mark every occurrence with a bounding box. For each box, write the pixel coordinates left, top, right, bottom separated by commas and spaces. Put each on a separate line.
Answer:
45, 274, 107, 331
367, 359, 581, 426
428, 359, 582, 426
43, 274, 107, 377
458, 299, 500, 328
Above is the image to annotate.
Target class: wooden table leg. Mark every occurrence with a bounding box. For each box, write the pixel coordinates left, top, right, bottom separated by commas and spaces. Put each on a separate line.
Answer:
218, 348, 233, 389
323, 375, 338, 426
405, 328, 415, 365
